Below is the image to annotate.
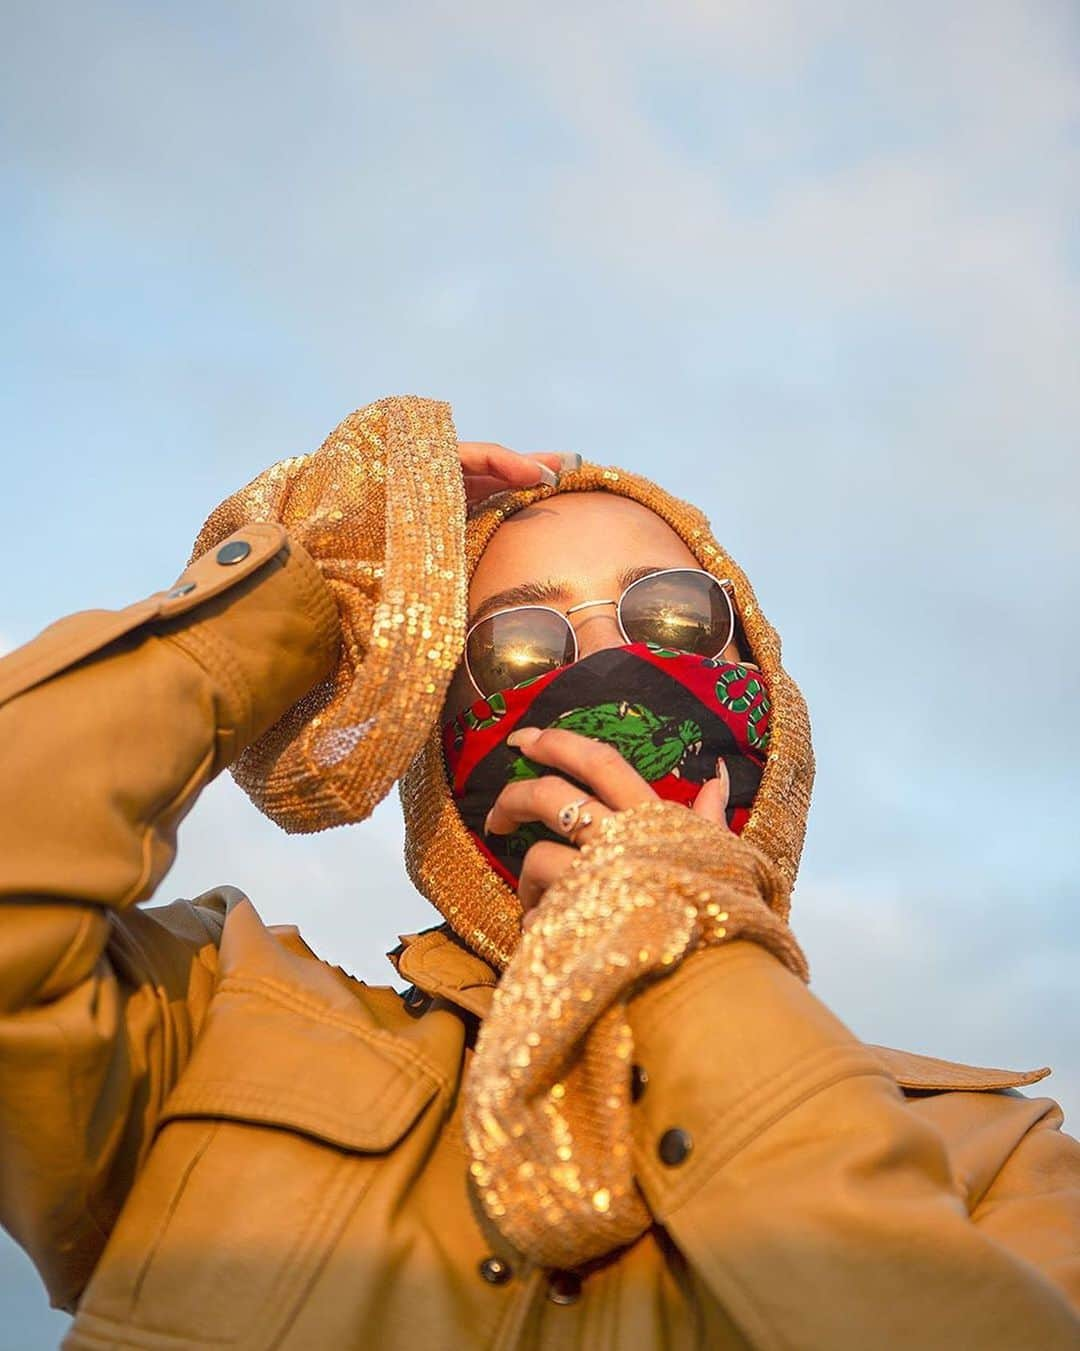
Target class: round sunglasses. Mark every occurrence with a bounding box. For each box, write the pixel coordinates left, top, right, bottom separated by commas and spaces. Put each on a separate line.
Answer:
464, 567, 737, 700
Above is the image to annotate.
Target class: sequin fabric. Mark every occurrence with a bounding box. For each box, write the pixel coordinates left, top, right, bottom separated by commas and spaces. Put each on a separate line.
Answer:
462, 800, 808, 1268
189, 396, 465, 831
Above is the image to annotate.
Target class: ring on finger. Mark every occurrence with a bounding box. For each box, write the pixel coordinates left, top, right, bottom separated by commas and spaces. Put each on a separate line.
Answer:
556, 796, 592, 836
567, 808, 596, 846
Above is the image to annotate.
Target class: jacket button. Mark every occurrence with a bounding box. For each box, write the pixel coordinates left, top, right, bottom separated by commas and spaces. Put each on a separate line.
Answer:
630, 1063, 649, 1102
216, 539, 252, 566
658, 1127, 693, 1166
478, 1256, 513, 1285
402, 985, 431, 1014
546, 1269, 583, 1305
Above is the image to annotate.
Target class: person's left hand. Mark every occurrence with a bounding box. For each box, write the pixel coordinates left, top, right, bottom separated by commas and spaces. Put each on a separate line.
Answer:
484, 725, 732, 918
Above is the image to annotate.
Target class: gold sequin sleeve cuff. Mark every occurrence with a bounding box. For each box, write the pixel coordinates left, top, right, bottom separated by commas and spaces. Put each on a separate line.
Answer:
463, 800, 809, 1270
188, 395, 465, 832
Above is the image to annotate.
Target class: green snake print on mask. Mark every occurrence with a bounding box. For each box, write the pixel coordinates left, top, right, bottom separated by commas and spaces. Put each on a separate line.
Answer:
508, 700, 703, 785
715, 666, 771, 752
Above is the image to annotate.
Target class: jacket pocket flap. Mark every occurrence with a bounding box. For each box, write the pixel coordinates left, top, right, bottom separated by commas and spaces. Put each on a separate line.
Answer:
158, 975, 441, 1152
868, 1043, 1051, 1092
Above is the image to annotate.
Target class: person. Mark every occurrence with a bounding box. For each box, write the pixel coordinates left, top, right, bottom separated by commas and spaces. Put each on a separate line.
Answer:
0, 394, 1077, 1350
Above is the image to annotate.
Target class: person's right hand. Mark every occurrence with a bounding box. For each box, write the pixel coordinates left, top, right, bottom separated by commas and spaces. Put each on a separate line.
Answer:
458, 442, 581, 506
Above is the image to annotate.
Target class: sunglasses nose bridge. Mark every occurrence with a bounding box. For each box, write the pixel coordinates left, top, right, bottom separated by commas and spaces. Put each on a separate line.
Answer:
564, 597, 618, 616
571, 608, 629, 659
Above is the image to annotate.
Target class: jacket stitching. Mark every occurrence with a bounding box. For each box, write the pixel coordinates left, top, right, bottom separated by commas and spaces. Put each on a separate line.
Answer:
161, 1075, 432, 1149
161, 622, 252, 746
637, 1044, 888, 1215
213, 976, 450, 1092
284, 540, 341, 656
127, 1122, 220, 1317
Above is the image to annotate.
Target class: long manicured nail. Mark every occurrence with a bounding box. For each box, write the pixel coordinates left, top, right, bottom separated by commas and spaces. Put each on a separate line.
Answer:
557, 452, 582, 471
533, 464, 559, 488
506, 726, 541, 748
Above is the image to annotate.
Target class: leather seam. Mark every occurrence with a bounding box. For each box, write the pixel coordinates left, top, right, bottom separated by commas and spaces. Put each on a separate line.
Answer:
636, 1045, 888, 1214
283, 538, 341, 658
160, 1075, 429, 1148
631, 940, 767, 1025
214, 976, 450, 1093
159, 622, 253, 747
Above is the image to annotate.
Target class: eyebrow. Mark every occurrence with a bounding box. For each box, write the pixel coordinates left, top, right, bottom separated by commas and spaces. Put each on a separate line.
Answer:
470, 564, 668, 626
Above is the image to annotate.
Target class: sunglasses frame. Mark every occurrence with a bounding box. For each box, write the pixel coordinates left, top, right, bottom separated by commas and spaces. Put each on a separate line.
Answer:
463, 566, 737, 700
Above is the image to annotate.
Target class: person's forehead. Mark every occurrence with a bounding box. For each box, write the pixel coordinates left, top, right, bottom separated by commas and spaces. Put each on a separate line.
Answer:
479, 490, 693, 564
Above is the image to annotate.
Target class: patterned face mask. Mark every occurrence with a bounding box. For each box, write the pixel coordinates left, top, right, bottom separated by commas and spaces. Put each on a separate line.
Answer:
442, 641, 772, 891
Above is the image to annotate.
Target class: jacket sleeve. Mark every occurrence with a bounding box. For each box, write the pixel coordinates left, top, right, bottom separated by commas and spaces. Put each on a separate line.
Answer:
626, 940, 1080, 1350
0, 524, 340, 1309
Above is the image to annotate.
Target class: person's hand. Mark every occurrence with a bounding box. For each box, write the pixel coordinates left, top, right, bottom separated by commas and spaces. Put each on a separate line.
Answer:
458, 442, 580, 506
484, 725, 732, 918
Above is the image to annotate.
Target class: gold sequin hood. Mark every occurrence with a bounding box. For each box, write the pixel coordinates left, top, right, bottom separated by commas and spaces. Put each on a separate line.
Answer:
193, 395, 814, 969
402, 466, 814, 977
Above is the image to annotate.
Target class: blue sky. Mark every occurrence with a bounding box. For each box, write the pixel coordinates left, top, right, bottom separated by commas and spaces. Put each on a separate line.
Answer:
2, 2, 1078, 1343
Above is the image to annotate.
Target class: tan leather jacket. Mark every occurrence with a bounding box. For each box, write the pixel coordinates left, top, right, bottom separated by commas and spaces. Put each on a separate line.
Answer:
1, 526, 1077, 1349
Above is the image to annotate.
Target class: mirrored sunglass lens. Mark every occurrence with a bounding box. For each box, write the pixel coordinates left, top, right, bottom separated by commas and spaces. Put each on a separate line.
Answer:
467, 608, 575, 696
619, 571, 732, 655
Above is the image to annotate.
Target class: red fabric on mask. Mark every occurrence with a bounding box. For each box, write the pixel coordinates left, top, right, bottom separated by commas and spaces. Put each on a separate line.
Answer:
442, 642, 771, 892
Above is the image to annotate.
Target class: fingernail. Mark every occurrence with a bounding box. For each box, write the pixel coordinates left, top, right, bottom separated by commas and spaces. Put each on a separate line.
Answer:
483, 809, 495, 836
506, 726, 541, 748
534, 464, 559, 488
556, 452, 582, 472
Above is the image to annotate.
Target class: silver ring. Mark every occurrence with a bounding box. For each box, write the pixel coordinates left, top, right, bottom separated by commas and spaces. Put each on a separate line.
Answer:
568, 810, 595, 846
556, 796, 592, 836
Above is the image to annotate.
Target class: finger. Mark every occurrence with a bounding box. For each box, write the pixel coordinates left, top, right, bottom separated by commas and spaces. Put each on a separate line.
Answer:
485, 774, 615, 841
692, 768, 731, 830
505, 726, 658, 812
463, 474, 516, 505
519, 840, 579, 913
458, 441, 566, 489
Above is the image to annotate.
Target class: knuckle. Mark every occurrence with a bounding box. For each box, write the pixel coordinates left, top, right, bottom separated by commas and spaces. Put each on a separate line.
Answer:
539, 728, 579, 751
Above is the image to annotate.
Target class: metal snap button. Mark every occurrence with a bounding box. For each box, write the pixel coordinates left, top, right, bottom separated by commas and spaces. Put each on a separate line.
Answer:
658, 1127, 693, 1166
478, 1256, 513, 1285
166, 582, 197, 599
547, 1269, 582, 1305
216, 539, 252, 566
402, 985, 431, 1014
630, 1062, 649, 1102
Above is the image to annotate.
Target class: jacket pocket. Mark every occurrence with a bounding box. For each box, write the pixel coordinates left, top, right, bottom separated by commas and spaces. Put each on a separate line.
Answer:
67, 974, 441, 1350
